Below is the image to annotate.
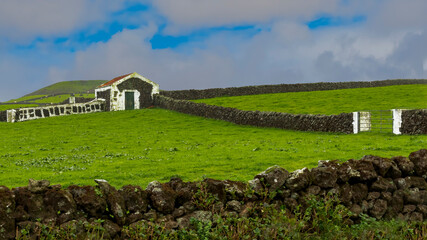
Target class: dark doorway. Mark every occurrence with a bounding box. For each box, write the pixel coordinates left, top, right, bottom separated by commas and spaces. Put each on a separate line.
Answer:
125, 92, 135, 110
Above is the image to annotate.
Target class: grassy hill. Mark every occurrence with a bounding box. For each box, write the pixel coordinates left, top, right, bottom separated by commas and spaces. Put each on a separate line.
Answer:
23, 80, 106, 97
194, 84, 427, 115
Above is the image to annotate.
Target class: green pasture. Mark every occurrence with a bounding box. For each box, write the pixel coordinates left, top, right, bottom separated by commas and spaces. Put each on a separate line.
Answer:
0, 108, 425, 188
32, 93, 95, 104
0, 104, 38, 111
194, 84, 427, 115
5, 95, 47, 103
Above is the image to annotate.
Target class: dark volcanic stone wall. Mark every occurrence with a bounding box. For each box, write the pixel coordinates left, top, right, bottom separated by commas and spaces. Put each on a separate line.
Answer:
96, 89, 111, 112
0, 111, 6, 122
1, 149, 427, 239
160, 79, 427, 100
401, 109, 427, 135
154, 95, 353, 133
117, 77, 154, 108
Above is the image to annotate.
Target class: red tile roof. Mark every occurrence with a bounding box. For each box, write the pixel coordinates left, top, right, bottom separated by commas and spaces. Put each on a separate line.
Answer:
97, 73, 132, 88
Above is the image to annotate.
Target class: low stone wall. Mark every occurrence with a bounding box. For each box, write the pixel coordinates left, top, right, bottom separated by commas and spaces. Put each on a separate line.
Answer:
5, 99, 105, 122
160, 79, 427, 100
154, 95, 353, 133
0, 110, 6, 122
401, 109, 427, 135
1, 149, 427, 239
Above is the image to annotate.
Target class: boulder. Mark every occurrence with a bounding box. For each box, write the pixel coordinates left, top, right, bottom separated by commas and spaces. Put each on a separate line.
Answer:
366, 156, 401, 178
13, 187, 45, 221
370, 177, 396, 192
68, 185, 107, 219
28, 179, 50, 194
203, 178, 226, 203
409, 149, 427, 177
95, 179, 126, 225
369, 199, 387, 219
146, 181, 176, 214
311, 167, 337, 188
285, 168, 311, 191
119, 185, 149, 224
255, 165, 289, 192
392, 156, 414, 176
43, 188, 77, 225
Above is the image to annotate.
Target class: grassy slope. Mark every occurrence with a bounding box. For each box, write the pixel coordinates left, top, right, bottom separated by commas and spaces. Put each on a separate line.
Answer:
24, 80, 106, 97
5, 95, 47, 103
0, 104, 39, 111
0, 108, 425, 188
33, 93, 95, 104
193, 84, 427, 115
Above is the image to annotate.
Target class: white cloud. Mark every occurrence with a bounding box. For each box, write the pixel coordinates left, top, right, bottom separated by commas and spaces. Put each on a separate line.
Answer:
0, 0, 122, 41
151, 0, 340, 34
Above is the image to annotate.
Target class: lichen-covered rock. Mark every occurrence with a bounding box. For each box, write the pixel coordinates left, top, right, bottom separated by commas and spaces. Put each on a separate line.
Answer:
226, 200, 242, 212
13, 187, 45, 221
203, 178, 227, 203
370, 177, 396, 192
43, 188, 76, 225
248, 178, 263, 195
95, 179, 126, 226
146, 181, 176, 214
224, 180, 248, 201
255, 165, 289, 192
409, 149, 427, 177
285, 168, 311, 191
369, 199, 387, 219
354, 158, 378, 182
102, 219, 121, 239
177, 210, 213, 229
392, 156, 415, 176
351, 183, 369, 203
28, 179, 50, 193
0, 186, 15, 240
68, 185, 107, 219
365, 156, 401, 179
395, 176, 427, 190
119, 185, 149, 224
404, 188, 427, 205
311, 167, 337, 188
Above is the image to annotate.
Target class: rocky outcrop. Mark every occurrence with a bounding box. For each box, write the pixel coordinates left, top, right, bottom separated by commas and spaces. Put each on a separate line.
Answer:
2, 149, 427, 239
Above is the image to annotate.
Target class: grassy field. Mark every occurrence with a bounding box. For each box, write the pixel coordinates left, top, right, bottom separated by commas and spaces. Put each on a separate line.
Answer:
32, 93, 95, 104
5, 95, 47, 103
0, 108, 425, 188
0, 104, 39, 111
194, 84, 427, 115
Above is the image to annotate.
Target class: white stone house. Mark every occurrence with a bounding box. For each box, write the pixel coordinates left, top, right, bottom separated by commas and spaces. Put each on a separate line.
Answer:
95, 72, 159, 111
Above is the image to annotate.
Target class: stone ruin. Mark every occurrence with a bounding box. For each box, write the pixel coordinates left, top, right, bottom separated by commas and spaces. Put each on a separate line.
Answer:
1, 149, 427, 239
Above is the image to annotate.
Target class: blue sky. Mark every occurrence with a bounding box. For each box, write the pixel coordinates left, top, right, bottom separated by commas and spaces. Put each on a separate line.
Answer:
0, 0, 426, 101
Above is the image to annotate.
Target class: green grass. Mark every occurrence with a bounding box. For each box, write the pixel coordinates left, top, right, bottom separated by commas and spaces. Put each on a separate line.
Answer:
0, 108, 425, 188
24, 80, 105, 97
5, 95, 47, 103
0, 104, 38, 111
194, 84, 427, 115
32, 93, 95, 104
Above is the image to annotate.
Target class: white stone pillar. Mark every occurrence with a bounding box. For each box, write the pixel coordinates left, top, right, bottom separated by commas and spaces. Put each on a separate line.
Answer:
353, 112, 359, 134
392, 109, 402, 135
6, 109, 16, 123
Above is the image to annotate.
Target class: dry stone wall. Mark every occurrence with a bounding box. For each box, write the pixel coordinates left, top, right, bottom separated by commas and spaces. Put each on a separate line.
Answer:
160, 79, 427, 100
0, 110, 6, 122
154, 94, 353, 133
1, 149, 427, 239
401, 109, 427, 135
